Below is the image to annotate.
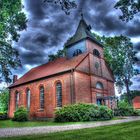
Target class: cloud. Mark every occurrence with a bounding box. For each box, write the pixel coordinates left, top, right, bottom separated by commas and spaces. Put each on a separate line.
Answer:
13, 0, 140, 91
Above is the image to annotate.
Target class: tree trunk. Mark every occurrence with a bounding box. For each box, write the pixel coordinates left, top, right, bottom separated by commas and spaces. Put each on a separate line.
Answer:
125, 79, 132, 105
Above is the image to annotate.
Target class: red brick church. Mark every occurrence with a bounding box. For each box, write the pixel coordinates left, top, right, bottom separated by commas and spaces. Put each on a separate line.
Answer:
8, 16, 116, 119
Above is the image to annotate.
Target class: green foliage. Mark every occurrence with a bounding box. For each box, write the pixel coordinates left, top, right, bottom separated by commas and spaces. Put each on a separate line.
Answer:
115, 0, 140, 21
92, 32, 138, 105
0, 88, 9, 112
0, 0, 27, 82
48, 49, 66, 61
0, 112, 8, 120
44, 0, 77, 15
12, 107, 28, 122
114, 101, 140, 116
55, 103, 113, 122
121, 90, 140, 101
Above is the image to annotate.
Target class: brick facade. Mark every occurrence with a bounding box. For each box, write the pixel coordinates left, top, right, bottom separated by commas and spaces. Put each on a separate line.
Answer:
8, 18, 116, 119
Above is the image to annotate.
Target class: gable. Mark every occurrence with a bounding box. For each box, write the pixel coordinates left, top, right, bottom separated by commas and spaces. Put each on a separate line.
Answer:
75, 54, 90, 74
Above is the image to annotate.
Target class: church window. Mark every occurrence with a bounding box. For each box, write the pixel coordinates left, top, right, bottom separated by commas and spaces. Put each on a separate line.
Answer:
26, 89, 31, 110
93, 49, 100, 57
40, 86, 44, 109
56, 82, 62, 107
96, 82, 103, 89
73, 49, 82, 57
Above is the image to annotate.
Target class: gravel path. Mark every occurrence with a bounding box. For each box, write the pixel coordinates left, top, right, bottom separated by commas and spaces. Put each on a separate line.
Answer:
0, 116, 140, 138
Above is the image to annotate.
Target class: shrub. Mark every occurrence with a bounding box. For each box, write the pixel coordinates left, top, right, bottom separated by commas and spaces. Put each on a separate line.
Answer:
132, 109, 140, 116
0, 112, 8, 120
12, 107, 28, 122
55, 103, 113, 122
114, 101, 140, 116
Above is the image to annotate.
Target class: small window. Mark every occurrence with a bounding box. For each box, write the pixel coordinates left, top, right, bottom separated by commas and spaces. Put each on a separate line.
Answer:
15, 91, 19, 110
56, 82, 62, 107
26, 89, 31, 110
96, 82, 103, 89
93, 49, 100, 57
40, 86, 44, 109
73, 49, 82, 57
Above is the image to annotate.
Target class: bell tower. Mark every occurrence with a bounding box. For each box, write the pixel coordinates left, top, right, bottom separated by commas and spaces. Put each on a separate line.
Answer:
65, 14, 104, 59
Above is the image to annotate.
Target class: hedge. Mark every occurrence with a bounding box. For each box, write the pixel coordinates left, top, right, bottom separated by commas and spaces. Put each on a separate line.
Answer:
55, 103, 113, 122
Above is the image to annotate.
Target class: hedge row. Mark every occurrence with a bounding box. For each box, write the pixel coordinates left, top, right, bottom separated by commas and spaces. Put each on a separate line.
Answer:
55, 103, 113, 122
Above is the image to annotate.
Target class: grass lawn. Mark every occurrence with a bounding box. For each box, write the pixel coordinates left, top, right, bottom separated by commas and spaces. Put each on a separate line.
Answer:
0, 120, 140, 140
0, 117, 120, 128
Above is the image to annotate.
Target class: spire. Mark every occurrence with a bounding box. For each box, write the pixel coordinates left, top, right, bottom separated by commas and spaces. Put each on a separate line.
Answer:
65, 13, 104, 48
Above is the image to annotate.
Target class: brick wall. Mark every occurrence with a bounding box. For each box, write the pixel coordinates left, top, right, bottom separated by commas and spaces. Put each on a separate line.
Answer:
8, 73, 72, 118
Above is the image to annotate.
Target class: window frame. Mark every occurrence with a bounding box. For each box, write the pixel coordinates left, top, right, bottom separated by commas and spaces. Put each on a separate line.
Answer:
93, 49, 100, 57
26, 88, 31, 111
56, 82, 62, 108
39, 86, 45, 109
96, 82, 104, 89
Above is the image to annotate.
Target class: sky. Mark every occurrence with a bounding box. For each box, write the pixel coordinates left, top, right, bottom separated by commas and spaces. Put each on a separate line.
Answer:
10, 0, 140, 91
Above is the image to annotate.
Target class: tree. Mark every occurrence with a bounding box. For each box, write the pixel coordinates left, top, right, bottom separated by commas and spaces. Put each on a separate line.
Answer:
44, 0, 77, 15
48, 49, 66, 61
120, 90, 140, 101
115, 0, 140, 21
0, 0, 27, 83
0, 88, 9, 112
102, 35, 138, 105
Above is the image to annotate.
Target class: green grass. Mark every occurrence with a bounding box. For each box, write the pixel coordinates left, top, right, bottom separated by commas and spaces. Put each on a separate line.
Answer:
0, 120, 140, 140
0, 117, 122, 128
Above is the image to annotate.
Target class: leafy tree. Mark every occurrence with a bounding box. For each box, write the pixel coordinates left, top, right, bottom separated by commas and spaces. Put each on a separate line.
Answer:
115, 0, 140, 21
102, 35, 138, 105
121, 90, 140, 101
0, 0, 27, 83
48, 49, 66, 61
0, 88, 9, 112
44, 0, 77, 15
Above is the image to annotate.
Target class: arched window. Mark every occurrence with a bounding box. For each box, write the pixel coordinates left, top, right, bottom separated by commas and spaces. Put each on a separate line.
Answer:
26, 89, 31, 110
15, 91, 19, 110
96, 82, 103, 89
56, 82, 62, 107
93, 49, 100, 57
73, 49, 82, 57
40, 86, 44, 109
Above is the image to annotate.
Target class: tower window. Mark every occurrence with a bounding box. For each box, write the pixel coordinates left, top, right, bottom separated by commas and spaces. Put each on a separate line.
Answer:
56, 82, 62, 107
73, 49, 82, 57
40, 86, 44, 109
93, 49, 100, 57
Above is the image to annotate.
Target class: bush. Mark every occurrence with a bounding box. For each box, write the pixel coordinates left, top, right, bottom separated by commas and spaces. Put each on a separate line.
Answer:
55, 103, 113, 122
132, 109, 140, 116
0, 112, 8, 120
114, 101, 140, 116
12, 107, 28, 122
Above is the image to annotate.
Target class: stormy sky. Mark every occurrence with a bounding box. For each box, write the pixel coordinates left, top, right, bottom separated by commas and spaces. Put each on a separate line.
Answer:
12, 0, 140, 91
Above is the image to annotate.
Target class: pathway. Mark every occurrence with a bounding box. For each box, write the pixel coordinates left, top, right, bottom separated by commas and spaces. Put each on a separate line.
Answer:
0, 116, 140, 138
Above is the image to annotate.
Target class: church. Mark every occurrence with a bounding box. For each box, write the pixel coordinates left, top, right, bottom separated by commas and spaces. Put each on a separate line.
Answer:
8, 16, 116, 119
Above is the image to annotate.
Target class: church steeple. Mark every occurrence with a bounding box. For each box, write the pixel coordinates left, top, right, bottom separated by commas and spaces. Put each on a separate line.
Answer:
65, 14, 104, 59
65, 15, 103, 48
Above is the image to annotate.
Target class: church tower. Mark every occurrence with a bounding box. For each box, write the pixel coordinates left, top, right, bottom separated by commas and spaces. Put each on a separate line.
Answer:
65, 15, 104, 59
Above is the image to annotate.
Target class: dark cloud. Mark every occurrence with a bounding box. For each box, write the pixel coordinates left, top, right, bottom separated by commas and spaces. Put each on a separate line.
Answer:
134, 42, 140, 51
15, 0, 140, 77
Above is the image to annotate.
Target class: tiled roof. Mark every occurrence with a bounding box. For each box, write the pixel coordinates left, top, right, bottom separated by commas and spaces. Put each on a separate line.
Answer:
9, 53, 88, 88
65, 18, 104, 48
